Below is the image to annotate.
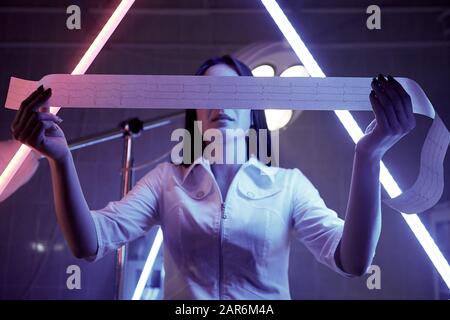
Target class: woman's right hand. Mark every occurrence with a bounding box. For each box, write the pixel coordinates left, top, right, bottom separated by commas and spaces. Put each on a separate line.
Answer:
10, 85, 70, 162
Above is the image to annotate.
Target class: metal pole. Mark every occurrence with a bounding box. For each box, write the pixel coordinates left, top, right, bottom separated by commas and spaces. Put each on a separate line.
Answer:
36, 112, 184, 160
68, 112, 183, 153
115, 123, 134, 300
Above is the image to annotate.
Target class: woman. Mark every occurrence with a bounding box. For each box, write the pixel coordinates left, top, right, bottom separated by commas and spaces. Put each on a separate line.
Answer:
10, 55, 415, 299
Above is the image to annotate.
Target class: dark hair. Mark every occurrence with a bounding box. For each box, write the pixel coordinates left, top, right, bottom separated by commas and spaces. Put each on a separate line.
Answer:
181, 54, 271, 166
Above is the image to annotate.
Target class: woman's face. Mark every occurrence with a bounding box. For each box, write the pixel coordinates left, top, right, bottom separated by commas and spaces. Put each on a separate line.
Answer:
196, 63, 251, 135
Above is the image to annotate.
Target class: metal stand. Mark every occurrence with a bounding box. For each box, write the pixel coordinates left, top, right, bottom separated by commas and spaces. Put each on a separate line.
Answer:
115, 117, 144, 300
40, 111, 184, 299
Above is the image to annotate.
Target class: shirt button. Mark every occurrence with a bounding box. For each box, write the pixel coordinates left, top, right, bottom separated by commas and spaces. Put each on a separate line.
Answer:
196, 191, 205, 198
247, 191, 254, 198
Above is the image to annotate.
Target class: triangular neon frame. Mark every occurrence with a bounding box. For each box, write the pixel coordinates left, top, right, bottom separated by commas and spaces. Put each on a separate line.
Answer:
1, 0, 447, 298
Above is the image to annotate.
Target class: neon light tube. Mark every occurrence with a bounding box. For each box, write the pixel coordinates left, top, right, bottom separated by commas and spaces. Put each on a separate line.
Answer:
0, 0, 135, 198
132, 228, 163, 300
261, 0, 450, 289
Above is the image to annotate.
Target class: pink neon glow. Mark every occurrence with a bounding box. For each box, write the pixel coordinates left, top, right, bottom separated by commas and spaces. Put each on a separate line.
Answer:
0, 0, 135, 198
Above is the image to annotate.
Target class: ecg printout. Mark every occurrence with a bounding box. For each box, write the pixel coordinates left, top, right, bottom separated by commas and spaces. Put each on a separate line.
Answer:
4, 74, 450, 214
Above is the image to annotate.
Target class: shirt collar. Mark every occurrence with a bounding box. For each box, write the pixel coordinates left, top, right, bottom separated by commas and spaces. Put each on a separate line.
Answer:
181, 155, 276, 186
181, 156, 210, 185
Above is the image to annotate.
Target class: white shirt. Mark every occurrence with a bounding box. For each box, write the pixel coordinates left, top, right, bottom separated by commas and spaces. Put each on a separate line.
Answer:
89, 155, 352, 299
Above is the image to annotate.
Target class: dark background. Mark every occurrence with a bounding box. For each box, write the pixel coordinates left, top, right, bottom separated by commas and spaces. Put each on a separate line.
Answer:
0, 0, 449, 299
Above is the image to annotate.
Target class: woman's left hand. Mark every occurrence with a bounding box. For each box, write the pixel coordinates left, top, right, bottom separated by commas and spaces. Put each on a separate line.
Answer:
356, 74, 416, 159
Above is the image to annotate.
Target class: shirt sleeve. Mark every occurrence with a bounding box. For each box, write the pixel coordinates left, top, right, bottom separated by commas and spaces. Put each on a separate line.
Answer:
86, 162, 166, 262
290, 168, 354, 277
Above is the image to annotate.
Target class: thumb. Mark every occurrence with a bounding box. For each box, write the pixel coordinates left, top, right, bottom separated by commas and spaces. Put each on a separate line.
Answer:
365, 119, 377, 134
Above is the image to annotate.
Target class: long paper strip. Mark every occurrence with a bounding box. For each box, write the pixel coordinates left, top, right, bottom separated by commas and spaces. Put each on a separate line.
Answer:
4, 74, 450, 214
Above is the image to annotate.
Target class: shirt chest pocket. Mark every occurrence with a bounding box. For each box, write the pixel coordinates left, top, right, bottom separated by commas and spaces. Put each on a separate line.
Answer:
223, 181, 288, 273
236, 179, 288, 227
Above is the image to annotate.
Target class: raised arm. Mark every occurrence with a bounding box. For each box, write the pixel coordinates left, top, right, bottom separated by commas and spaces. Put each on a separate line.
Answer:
11, 85, 97, 259
336, 74, 416, 276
